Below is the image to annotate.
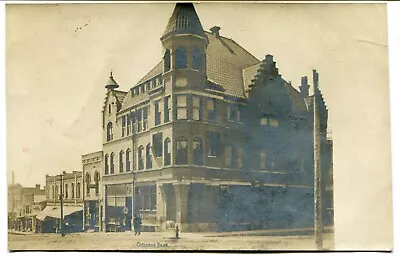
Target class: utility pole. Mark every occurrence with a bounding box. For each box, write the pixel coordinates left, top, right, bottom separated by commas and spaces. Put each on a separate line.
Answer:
313, 69, 323, 250
60, 171, 66, 237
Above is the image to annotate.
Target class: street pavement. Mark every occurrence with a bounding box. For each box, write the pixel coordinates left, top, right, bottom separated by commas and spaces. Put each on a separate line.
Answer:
8, 230, 334, 251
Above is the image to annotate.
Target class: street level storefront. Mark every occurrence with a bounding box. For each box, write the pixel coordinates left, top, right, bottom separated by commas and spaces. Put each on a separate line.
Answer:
36, 206, 83, 233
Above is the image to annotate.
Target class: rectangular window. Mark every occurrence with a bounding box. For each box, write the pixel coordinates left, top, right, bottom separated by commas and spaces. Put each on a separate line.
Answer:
143, 107, 148, 131
164, 96, 171, 123
155, 100, 161, 126
225, 146, 233, 167
121, 116, 126, 137
207, 98, 217, 121
176, 95, 187, 120
127, 114, 131, 135
152, 133, 163, 158
228, 105, 237, 122
137, 109, 142, 132
237, 148, 243, 168
193, 96, 202, 121
207, 132, 220, 157
131, 112, 136, 134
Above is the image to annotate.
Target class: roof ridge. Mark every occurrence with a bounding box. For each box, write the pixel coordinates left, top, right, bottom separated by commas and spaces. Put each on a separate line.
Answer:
135, 60, 163, 85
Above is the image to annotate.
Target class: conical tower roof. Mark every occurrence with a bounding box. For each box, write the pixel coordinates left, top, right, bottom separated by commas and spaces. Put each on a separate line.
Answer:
161, 3, 206, 40
105, 71, 119, 90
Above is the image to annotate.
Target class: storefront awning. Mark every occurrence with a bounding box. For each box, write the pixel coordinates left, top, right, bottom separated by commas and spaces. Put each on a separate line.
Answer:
36, 206, 82, 221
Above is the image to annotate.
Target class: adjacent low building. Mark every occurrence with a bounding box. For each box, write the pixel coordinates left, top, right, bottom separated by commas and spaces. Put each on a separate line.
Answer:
37, 171, 83, 233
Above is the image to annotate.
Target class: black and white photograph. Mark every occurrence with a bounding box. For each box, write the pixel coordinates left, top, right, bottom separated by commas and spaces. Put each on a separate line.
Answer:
5, 2, 393, 251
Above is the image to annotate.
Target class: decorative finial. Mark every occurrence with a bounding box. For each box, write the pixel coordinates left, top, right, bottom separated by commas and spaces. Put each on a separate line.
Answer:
110, 70, 113, 78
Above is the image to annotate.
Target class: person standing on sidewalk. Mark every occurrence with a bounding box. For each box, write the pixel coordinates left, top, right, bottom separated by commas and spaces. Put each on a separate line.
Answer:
133, 215, 142, 235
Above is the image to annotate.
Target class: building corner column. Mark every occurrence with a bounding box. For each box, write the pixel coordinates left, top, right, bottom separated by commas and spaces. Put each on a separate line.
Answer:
173, 182, 190, 231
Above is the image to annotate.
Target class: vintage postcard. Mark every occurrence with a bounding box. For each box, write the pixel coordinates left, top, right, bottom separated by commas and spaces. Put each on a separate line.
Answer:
6, 2, 392, 251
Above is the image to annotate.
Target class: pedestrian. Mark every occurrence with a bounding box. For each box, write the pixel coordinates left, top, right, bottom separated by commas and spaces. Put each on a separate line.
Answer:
133, 215, 142, 235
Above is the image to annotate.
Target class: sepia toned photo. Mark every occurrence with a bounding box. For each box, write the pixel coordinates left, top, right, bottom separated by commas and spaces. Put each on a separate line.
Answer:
6, 2, 392, 251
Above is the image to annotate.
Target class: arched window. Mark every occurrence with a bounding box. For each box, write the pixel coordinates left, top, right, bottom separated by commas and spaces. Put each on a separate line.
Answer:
192, 47, 202, 70
94, 171, 100, 195
176, 137, 188, 165
107, 122, 113, 142
110, 153, 115, 174
126, 149, 131, 172
65, 184, 69, 199
119, 151, 124, 173
164, 138, 171, 166
104, 154, 109, 175
146, 144, 152, 169
164, 49, 171, 72
71, 183, 75, 198
86, 173, 91, 196
138, 146, 144, 170
175, 46, 187, 69
77, 182, 81, 198
193, 137, 203, 165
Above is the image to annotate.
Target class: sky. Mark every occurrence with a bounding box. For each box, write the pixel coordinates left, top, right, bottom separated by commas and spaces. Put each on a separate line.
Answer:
5, 3, 391, 249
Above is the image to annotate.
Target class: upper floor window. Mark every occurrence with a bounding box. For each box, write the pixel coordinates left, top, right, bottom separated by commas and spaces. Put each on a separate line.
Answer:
237, 148, 244, 169
77, 182, 81, 198
192, 47, 202, 70
71, 183, 75, 199
155, 100, 161, 126
94, 171, 100, 195
207, 132, 220, 157
119, 151, 125, 173
143, 107, 148, 131
55, 185, 59, 198
52, 185, 55, 199
176, 137, 188, 165
175, 46, 187, 69
110, 153, 115, 174
260, 151, 267, 169
176, 95, 187, 120
164, 138, 171, 166
86, 173, 91, 196
122, 116, 126, 137
207, 98, 217, 121
146, 144, 152, 169
104, 154, 109, 175
126, 149, 131, 172
137, 109, 143, 132
164, 96, 172, 122
127, 114, 131, 135
65, 184, 69, 199
193, 137, 203, 165
193, 96, 203, 121
153, 133, 163, 158
227, 104, 238, 122
131, 112, 136, 134
164, 49, 171, 72
225, 145, 233, 168
138, 146, 144, 170
106, 122, 113, 142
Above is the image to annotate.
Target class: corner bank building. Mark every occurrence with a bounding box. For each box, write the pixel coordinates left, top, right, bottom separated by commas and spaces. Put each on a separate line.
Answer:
100, 3, 334, 232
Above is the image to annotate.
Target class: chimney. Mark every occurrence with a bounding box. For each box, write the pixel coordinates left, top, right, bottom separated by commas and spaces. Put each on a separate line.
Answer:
210, 26, 221, 38
35, 184, 40, 190
313, 69, 319, 91
300, 76, 310, 97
